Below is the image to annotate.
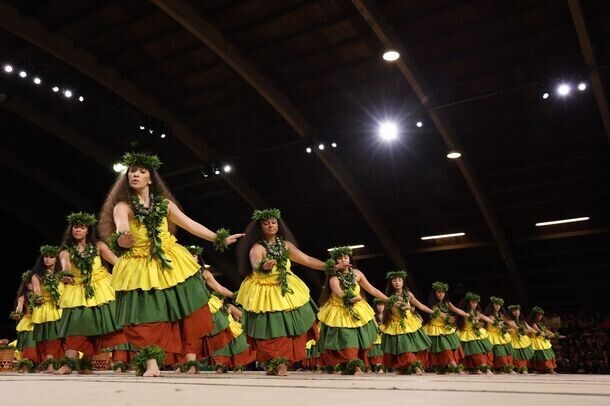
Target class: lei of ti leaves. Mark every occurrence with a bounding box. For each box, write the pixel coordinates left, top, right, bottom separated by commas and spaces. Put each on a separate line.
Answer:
515, 319, 526, 337
131, 193, 172, 270
492, 312, 508, 335
42, 272, 61, 306
26, 292, 40, 310
432, 301, 454, 329
67, 243, 97, 299
387, 289, 410, 329
259, 236, 293, 296
336, 267, 360, 321
467, 310, 482, 337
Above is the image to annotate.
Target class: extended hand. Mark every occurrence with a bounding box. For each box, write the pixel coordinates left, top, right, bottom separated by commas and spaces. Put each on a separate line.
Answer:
61, 276, 75, 284
10, 313, 21, 320
36, 296, 45, 305
118, 231, 135, 248
225, 233, 246, 246
333, 262, 350, 271
263, 259, 277, 270
349, 296, 362, 304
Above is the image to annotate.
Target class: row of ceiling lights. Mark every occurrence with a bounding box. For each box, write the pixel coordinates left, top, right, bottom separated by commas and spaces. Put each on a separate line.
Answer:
3, 63, 85, 102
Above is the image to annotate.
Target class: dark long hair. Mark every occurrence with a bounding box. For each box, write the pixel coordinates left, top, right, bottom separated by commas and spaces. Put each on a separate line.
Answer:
528, 310, 545, 327
14, 280, 30, 311
382, 278, 409, 324
506, 306, 526, 323
424, 290, 453, 323
484, 302, 509, 322
456, 296, 480, 329
236, 218, 297, 276
60, 223, 99, 248
98, 166, 180, 242
30, 254, 61, 280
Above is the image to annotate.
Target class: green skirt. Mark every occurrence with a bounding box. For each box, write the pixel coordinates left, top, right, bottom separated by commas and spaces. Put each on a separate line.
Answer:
532, 348, 555, 361
513, 346, 534, 361
17, 330, 36, 351
214, 333, 248, 357
367, 343, 383, 357
58, 301, 121, 337
241, 298, 317, 339
318, 320, 378, 351
429, 332, 461, 353
209, 309, 230, 336
33, 319, 63, 342
492, 343, 514, 357
461, 338, 493, 356
381, 328, 431, 355
115, 273, 210, 326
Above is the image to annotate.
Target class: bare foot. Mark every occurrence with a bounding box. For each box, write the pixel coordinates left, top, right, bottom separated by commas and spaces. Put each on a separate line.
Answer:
142, 359, 161, 377
215, 367, 224, 374
18, 366, 28, 373
79, 369, 93, 375
114, 367, 124, 373
354, 367, 364, 376
377, 368, 385, 374
414, 367, 423, 375
509, 369, 517, 375
54, 365, 72, 375
277, 363, 288, 376
474, 369, 483, 374
185, 365, 197, 374
485, 369, 493, 375
45, 364, 56, 374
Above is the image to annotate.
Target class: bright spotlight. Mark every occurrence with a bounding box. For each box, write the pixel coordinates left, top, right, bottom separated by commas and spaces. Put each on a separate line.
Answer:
139, 125, 145, 130
52, 86, 59, 92
557, 83, 571, 96
331, 142, 337, 148
416, 121, 423, 128
447, 151, 462, 159
33, 77, 41, 85
214, 169, 220, 175
542, 92, 549, 99
223, 164, 232, 173
578, 82, 586, 91
18, 71, 27, 78
113, 163, 127, 173
148, 129, 153, 134
3, 64, 13, 73
160, 133, 166, 139
318, 143, 325, 150
306, 147, 312, 153
63, 89, 72, 98
382, 50, 400, 62
378, 122, 398, 141
78, 96, 84, 102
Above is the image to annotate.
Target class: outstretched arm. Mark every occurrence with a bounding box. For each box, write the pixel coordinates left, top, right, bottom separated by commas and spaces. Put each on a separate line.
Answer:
477, 313, 494, 323
409, 292, 433, 314
97, 241, 118, 266
448, 302, 470, 318
355, 269, 388, 301
203, 269, 233, 298
168, 201, 244, 245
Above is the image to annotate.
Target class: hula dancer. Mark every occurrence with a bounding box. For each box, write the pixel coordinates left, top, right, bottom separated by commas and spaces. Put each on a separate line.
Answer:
484, 297, 514, 373
30, 246, 65, 372
528, 306, 560, 374
55, 212, 126, 375
456, 292, 494, 374
317, 247, 388, 375
505, 305, 535, 374
235, 209, 343, 376
423, 282, 464, 374
98, 152, 243, 376
11, 271, 40, 370
381, 270, 432, 375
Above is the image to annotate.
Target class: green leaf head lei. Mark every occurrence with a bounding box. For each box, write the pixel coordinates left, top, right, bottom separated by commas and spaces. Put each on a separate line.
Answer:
507, 304, 521, 313
251, 208, 281, 221
39, 245, 60, 258
490, 296, 504, 305
531, 306, 545, 315
66, 212, 97, 227
21, 270, 31, 283
386, 270, 407, 280
465, 292, 481, 303
122, 152, 162, 171
186, 245, 203, 256
431, 281, 449, 292
328, 246, 353, 261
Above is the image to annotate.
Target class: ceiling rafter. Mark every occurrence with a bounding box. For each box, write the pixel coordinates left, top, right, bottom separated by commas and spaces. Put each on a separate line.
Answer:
567, 0, 610, 145
351, 0, 527, 302
0, 0, 265, 209
151, 0, 414, 289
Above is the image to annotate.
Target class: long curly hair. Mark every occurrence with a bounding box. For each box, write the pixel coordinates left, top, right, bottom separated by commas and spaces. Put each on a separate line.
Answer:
236, 217, 297, 277
98, 166, 179, 242
30, 254, 61, 280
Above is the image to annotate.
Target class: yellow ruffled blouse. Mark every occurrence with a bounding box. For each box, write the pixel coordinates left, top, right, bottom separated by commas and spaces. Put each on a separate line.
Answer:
381, 306, 424, 335
424, 313, 457, 337
59, 255, 115, 308
31, 280, 63, 324
318, 283, 375, 328
235, 259, 311, 313
486, 322, 512, 345
16, 311, 34, 333
112, 217, 200, 292
457, 317, 489, 342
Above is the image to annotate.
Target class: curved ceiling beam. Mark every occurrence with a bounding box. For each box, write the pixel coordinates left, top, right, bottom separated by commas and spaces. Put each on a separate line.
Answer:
0, 1, 266, 209
0, 147, 92, 210
351, 0, 527, 303
1, 97, 115, 168
151, 0, 412, 289
567, 0, 610, 145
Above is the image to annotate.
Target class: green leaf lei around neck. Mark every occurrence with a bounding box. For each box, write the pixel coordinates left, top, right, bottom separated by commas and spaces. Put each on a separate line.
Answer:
131, 193, 172, 270
67, 243, 97, 299
42, 271, 61, 306
259, 236, 292, 296
467, 310, 481, 337
387, 289, 410, 329
492, 312, 508, 335
335, 267, 360, 321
